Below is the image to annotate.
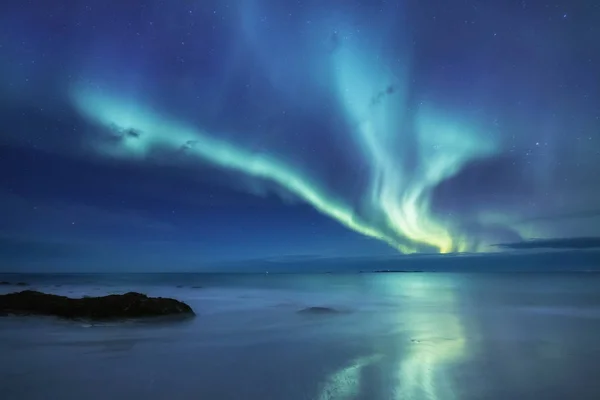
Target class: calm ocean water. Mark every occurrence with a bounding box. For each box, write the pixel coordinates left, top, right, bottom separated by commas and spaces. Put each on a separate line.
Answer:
1, 272, 600, 400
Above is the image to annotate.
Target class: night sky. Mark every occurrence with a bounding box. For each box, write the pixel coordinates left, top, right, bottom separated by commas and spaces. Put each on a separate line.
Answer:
1, 0, 600, 271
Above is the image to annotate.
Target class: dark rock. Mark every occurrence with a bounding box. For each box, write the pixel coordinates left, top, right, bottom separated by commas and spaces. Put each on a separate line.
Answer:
0, 291, 195, 320
191, 286, 203, 289
0, 281, 10, 285
298, 306, 340, 315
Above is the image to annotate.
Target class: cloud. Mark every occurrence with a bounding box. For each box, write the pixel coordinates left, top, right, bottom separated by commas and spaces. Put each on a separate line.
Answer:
1, 192, 176, 234
370, 84, 396, 106
326, 31, 341, 54
0, 235, 86, 262
519, 209, 600, 223
497, 237, 600, 250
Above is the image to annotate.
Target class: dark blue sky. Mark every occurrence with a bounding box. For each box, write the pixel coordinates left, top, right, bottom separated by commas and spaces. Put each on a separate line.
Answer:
1, 0, 599, 271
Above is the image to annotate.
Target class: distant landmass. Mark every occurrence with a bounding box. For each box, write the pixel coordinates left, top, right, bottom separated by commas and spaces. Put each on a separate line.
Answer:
201, 249, 600, 274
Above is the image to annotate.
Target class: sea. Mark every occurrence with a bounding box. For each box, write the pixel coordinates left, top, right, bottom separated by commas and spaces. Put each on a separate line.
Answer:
1, 272, 600, 400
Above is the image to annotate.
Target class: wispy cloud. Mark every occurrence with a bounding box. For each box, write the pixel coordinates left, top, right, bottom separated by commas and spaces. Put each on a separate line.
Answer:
519, 209, 600, 223
496, 237, 600, 250
0, 235, 87, 262
0, 192, 177, 237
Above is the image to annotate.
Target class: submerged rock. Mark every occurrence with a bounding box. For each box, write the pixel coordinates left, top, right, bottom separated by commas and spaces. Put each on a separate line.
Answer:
0, 291, 195, 320
0, 281, 10, 285
15, 282, 29, 286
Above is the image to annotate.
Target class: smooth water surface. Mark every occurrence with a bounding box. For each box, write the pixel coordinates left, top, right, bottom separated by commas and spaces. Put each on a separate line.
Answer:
1, 273, 600, 399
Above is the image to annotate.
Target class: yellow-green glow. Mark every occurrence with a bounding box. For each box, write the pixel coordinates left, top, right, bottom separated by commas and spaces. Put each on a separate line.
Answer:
71, 87, 415, 253
71, 32, 497, 254
71, 79, 494, 254
332, 40, 497, 253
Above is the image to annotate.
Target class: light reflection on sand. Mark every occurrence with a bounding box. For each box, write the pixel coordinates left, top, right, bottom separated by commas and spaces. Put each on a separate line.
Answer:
318, 354, 383, 400
317, 275, 469, 400
395, 280, 466, 400
3, 273, 600, 400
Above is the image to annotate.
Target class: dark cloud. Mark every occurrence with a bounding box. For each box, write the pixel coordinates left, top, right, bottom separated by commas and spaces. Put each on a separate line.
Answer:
179, 140, 198, 153
520, 209, 600, 223
433, 154, 534, 213
125, 128, 142, 138
107, 124, 143, 142
497, 237, 600, 250
326, 31, 341, 54
370, 84, 396, 106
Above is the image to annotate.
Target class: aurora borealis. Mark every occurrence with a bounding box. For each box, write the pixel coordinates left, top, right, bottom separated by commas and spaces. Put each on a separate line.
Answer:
1, 0, 600, 270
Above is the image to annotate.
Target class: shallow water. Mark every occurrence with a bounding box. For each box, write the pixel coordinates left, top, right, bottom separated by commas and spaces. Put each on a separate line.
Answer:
1, 273, 600, 399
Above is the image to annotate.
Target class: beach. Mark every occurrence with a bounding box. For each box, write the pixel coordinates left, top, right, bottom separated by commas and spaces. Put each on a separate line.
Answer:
1, 272, 600, 400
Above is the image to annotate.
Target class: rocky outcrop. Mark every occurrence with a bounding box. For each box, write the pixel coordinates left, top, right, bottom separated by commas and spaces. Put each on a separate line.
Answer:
0, 291, 194, 320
